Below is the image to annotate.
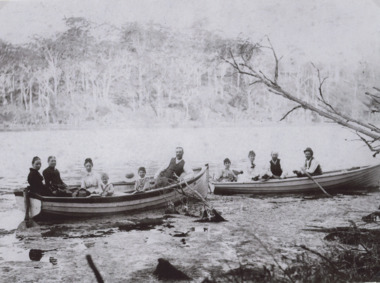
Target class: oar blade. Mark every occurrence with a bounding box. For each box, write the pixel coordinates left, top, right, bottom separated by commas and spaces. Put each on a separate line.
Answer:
17, 219, 39, 230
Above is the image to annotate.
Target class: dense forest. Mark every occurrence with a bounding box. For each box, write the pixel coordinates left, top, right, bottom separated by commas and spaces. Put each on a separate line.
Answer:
0, 17, 378, 127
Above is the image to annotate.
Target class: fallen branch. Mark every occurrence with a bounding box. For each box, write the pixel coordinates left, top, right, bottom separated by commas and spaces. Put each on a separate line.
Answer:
86, 255, 104, 283
299, 245, 347, 279
225, 38, 380, 143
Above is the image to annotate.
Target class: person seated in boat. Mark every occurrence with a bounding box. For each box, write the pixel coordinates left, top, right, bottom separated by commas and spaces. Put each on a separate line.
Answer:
27, 156, 51, 195
134, 167, 151, 192
154, 147, 194, 188
261, 151, 287, 180
74, 158, 102, 197
239, 150, 260, 182
216, 158, 238, 182
42, 156, 72, 197
100, 173, 114, 197
293, 147, 322, 177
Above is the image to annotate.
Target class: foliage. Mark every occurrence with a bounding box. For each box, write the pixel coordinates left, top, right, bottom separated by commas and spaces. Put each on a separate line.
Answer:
0, 18, 379, 127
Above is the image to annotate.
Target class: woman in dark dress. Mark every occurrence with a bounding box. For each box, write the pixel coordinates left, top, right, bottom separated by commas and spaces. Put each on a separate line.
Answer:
27, 156, 50, 195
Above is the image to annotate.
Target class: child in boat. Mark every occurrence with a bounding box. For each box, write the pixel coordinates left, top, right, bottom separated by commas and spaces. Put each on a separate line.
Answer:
134, 167, 151, 192
100, 173, 114, 197
216, 158, 238, 182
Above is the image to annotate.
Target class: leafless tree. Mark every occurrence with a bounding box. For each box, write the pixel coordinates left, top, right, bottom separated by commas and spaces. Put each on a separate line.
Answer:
223, 36, 380, 156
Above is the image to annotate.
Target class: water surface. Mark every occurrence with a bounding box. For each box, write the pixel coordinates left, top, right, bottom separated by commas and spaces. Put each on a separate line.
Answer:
0, 125, 379, 282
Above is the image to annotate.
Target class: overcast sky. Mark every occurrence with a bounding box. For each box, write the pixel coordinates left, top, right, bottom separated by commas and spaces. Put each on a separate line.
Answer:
0, 0, 379, 65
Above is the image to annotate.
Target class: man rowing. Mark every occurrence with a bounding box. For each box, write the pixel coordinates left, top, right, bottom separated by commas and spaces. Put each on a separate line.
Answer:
154, 147, 194, 188
261, 151, 287, 179
293, 147, 322, 177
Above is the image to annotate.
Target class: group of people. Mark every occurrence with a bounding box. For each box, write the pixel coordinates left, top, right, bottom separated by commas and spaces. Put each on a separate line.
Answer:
26, 146, 322, 196
27, 147, 193, 197
27, 156, 115, 197
216, 147, 322, 182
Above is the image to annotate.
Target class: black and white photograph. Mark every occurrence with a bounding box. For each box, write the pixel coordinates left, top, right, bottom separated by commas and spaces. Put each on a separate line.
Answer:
1, 0, 380, 282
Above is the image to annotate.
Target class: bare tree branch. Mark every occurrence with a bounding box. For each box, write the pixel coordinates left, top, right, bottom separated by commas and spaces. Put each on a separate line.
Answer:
249, 80, 263, 86
311, 63, 337, 113
225, 37, 380, 143
310, 64, 380, 134
280, 105, 302, 121
368, 123, 380, 133
264, 35, 280, 84
357, 132, 380, 157
222, 53, 260, 79
259, 71, 275, 85
365, 92, 380, 101
266, 87, 380, 140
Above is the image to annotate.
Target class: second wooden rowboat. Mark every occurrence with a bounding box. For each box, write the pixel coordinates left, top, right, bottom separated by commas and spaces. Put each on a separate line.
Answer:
211, 164, 380, 195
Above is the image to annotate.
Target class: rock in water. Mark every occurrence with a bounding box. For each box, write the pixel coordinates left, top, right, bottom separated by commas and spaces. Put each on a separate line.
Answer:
211, 209, 226, 222
153, 258, 192, 280
196, 208, 226, 222
29, 249, 44, 261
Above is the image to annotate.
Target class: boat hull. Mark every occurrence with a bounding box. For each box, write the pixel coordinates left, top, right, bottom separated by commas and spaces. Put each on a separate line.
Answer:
212, 164, 380, 195
14, 165, 209, 218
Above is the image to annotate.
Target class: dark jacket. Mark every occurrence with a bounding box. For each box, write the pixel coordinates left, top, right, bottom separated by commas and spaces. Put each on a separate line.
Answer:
27, 168, 47, 195
270, 159, 283, 177
43, 166, 65, 187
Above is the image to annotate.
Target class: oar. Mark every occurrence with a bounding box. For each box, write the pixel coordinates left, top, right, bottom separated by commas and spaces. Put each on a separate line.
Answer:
303, 171, 332, 198
174, 174, 226, 221
18, 189, 38, 229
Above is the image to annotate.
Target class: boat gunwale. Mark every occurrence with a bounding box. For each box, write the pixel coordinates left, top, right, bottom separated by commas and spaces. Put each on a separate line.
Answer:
14, 165, 208, 203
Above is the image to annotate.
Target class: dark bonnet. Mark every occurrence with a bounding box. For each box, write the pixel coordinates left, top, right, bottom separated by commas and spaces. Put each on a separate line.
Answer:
84, 158, 93, 166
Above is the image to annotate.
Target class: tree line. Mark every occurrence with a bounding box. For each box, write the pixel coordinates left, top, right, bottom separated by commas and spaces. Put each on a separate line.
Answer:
0, 17, 378, 127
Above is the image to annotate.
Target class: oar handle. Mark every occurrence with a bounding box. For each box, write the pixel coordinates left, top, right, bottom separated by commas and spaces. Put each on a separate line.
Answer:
23, 188, 31, 221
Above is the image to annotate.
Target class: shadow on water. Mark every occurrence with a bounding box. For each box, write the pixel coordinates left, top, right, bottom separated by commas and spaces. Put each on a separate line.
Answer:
17, 213, 175, 239
28, 249, 58, 266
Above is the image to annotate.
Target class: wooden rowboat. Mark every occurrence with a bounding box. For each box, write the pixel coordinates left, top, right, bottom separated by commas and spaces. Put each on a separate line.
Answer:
14, 165, 209, 219
211, 164, 380, 195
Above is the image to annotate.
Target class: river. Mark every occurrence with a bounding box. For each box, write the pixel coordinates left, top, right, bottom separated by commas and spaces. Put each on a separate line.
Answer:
0, 124, 379, 282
